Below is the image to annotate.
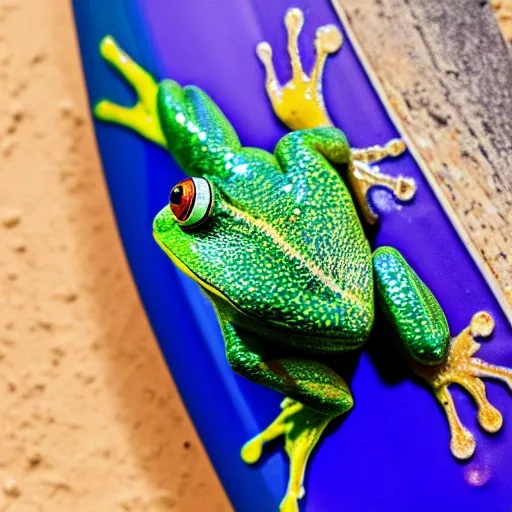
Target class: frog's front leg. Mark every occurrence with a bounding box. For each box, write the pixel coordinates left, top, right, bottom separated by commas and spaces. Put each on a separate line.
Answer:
256, 7, 341, 130
257, 8, 416, 224
221, 321, 353, 512
373, 247, 512, 459
94, 36, 166, 146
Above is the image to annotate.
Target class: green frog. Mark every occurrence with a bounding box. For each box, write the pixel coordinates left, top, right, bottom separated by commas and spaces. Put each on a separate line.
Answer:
94, 9, 512, 512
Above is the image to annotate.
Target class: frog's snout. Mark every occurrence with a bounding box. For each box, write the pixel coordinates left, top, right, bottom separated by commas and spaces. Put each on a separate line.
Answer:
152, 204, 175, 237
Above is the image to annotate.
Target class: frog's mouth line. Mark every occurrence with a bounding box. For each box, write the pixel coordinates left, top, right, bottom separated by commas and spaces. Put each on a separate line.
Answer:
153, 231, 369, 349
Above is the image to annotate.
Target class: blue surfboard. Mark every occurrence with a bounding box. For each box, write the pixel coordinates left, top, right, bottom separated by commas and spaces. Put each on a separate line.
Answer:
73, 1, 512, 511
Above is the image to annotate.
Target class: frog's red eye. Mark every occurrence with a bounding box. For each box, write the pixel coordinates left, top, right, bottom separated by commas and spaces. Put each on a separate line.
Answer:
169, 177, 212, 228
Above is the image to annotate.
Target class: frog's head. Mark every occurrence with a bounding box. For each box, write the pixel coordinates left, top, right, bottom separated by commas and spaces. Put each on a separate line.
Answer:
153, 176, 266, 329
153, 176, 372, 347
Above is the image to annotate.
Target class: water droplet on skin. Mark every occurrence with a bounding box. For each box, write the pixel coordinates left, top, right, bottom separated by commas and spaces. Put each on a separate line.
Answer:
464, 462, 491, 487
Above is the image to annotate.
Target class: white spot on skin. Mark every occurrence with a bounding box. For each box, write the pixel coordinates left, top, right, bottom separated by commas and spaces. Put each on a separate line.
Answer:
233, 164, 248, 175
186, 121, 199, 133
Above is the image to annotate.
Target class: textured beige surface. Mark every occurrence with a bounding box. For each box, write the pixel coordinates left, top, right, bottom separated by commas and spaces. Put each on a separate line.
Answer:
0, 1, 231, 511
332, 0, 512, 319
492, 0, 512, 41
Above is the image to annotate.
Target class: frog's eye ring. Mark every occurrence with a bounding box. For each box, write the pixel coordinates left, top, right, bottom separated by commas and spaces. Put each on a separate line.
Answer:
169, 177, 212, 228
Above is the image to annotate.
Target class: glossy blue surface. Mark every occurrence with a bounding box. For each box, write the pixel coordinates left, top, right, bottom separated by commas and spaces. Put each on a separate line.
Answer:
73, 1, 512, 511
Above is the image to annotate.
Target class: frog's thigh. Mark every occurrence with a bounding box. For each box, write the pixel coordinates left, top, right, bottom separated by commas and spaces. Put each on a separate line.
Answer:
221, 320, 353, 415
372, 246, 450, 366
274, 127, 351, 179
157, 80, 242, 177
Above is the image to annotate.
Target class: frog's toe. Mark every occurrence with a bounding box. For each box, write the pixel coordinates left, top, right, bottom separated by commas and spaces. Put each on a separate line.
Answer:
349, 160, 417, 225
315, 24, 343, 54
240, 436, 265, 464
94, 99, 126, 123
349, 139, 416, 224
280, 494, 301, 512
94, 37, 165, 146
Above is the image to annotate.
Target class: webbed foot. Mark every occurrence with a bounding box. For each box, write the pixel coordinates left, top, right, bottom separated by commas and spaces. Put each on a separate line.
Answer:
413, 311, 512, 459
256, 8, 342, 131
374, 248, 512, 459
241, 399, 332, 512
94, 36, 165, 146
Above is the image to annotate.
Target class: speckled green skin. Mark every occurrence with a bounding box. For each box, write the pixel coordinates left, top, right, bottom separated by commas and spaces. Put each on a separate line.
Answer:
373, 248, 449, 364
152, 80, 450, 414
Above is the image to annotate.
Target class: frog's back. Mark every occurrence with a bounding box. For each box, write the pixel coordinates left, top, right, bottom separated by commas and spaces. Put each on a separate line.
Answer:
213, 141, 372, 293
156, 81, 373, 348
205, 150, 374, 349
161, 183, 374, 351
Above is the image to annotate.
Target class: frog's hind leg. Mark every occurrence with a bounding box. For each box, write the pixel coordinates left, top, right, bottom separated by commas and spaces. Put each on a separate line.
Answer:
373, 246, 512, 459
256, 7, 343, 131
243, 399, 331, 512
221, 321, 353, 512
94, 36, 165, 146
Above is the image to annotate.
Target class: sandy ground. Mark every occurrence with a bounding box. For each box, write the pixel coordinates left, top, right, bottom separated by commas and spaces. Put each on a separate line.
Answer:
492, 0, 512, 41
0, 1, 231, 511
